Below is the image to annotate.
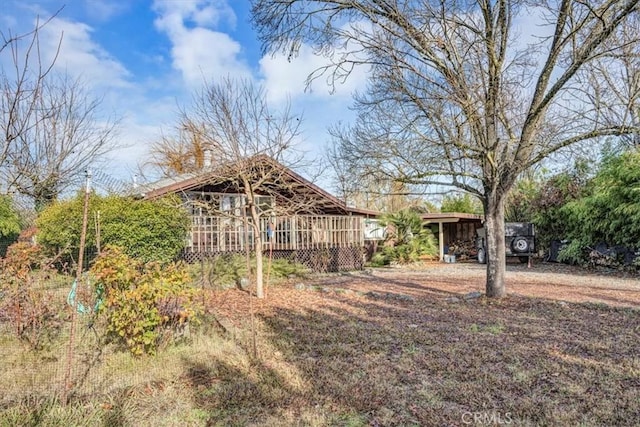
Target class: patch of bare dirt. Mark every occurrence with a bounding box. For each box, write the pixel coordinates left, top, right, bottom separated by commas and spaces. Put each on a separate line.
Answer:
209, 260, 640, 326
204, 261, 640, 426
352, 261, 640, 308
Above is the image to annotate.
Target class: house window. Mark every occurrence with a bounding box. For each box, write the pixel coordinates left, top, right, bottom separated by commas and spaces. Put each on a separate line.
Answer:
255, 196, 274, 215
221, 195, 244, 216
186, 191, 277, 222
186, 191, 220, 215
364, 219, 385, 240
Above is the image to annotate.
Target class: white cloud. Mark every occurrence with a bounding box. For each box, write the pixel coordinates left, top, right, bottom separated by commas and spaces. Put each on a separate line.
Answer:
153, 0, 236, 28
39, 17, 131, 89
152, 0, 250, 87
83, 0, 129, 22
257, 22, 371, 168
259, 46, 367, 105
168, 27, 249, 85
105, 121, 161, 177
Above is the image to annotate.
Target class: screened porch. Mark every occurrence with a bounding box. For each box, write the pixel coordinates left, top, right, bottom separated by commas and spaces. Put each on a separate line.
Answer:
185, 214, 365, 253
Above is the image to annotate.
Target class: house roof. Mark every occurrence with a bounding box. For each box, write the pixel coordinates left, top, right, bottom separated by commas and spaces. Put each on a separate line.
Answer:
140, 155, 380, 217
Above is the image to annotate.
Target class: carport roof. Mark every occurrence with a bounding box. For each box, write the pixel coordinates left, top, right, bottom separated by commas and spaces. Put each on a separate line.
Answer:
421, 213, 484, 223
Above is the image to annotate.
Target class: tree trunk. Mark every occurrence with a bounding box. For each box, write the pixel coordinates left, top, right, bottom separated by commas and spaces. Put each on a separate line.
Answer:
249, 203, 265, 299
484, 192, 507, 297
34, 187, 58, 213
255, 234, 264, 298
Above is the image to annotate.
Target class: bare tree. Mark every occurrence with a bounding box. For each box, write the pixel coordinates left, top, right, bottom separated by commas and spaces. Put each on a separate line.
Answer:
326, 141, 401, 211
253, 0, 640, 297
327, 117, 435, 212
159, 77, 304, 299
581, 14, 640, 149
2, 10, 117, 211
148, 125, 209, 176
1, 13, 61, 185
1, 73, 119, 211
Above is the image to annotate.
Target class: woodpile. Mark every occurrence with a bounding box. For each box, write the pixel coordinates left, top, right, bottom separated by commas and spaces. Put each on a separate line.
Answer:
447, 239, 477, 260
589, 249, 616, 267
589, 244, 637, 268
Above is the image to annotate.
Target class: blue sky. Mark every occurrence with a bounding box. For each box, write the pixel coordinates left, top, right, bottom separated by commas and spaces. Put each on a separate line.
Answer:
2, 0, 368, 189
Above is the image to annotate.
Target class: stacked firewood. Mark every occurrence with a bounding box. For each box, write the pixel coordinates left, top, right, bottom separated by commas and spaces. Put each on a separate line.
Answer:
589, 249, 616, 267
447, 239, 477, 260
588, 244, 637, 267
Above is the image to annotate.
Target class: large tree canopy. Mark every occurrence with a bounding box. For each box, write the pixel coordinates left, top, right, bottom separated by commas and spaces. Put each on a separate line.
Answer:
252, 0, 640, 296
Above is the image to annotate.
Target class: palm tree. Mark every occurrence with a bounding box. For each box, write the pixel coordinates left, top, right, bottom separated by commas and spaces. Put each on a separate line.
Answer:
379, 209, 437, 263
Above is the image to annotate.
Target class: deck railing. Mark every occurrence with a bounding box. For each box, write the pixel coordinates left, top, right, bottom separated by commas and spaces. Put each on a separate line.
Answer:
186, 214, 365, 253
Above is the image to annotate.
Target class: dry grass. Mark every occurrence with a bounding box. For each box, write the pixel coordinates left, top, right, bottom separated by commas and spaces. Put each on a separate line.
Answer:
0, 320, 246, 426
1, 264, 639, 426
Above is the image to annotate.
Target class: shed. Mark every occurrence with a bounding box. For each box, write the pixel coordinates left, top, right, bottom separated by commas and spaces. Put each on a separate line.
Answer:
421, 213, 484, 261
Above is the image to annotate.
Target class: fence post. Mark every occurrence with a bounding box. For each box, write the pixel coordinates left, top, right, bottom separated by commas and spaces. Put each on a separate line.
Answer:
62, 170, 91, 405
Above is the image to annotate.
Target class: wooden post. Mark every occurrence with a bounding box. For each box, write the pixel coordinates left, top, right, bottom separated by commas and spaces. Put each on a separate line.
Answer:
94, 211, 101, 255
62, 170, 91, 405
291, 216, 298, 250
438, 221, 445, 261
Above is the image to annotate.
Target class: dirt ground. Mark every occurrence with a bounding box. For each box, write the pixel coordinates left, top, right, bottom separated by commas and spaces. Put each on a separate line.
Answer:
321, 260, 640, 308
211, 259, 640, 325
203, 260, 639, 425
3, 261, 638, 426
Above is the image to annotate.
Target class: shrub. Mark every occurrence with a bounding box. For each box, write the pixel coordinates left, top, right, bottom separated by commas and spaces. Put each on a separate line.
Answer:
37, 193, 190, 266
368, 251, 391, 267
504, 162, 590, 255
505, 175, 541, 222
98, 195, 190, 263
36, 192, 102, 267
91, 246, 203, 356
3, 241, 45, 273
0, 195, 22, 256
558, 150, 640, 265
269, 258, 308, 279
556, 240, 587, 266
440, 192, 483, 214
0, 195, 21, 236
0, 244, 62, 351
532, 169, 589, 253
36, 194, 85, 240
194, 254, 307, 289
377, 209, 438, 264
0, 277, 63, 351
197, 254, 248, 289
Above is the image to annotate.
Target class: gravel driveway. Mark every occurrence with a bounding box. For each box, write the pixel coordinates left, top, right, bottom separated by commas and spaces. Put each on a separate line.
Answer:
314, 261, 640, 308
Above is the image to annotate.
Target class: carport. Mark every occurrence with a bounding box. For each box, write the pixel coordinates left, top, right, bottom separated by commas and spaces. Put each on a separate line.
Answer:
421, 213, 484, 261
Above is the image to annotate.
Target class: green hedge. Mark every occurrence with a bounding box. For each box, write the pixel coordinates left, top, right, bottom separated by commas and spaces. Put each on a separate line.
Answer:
37, 193, 190, 265
558, 150, 640, 264
0, 195, 22, 256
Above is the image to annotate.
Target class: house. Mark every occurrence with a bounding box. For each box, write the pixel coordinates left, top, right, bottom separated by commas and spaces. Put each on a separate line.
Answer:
141, 155, 381, 272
